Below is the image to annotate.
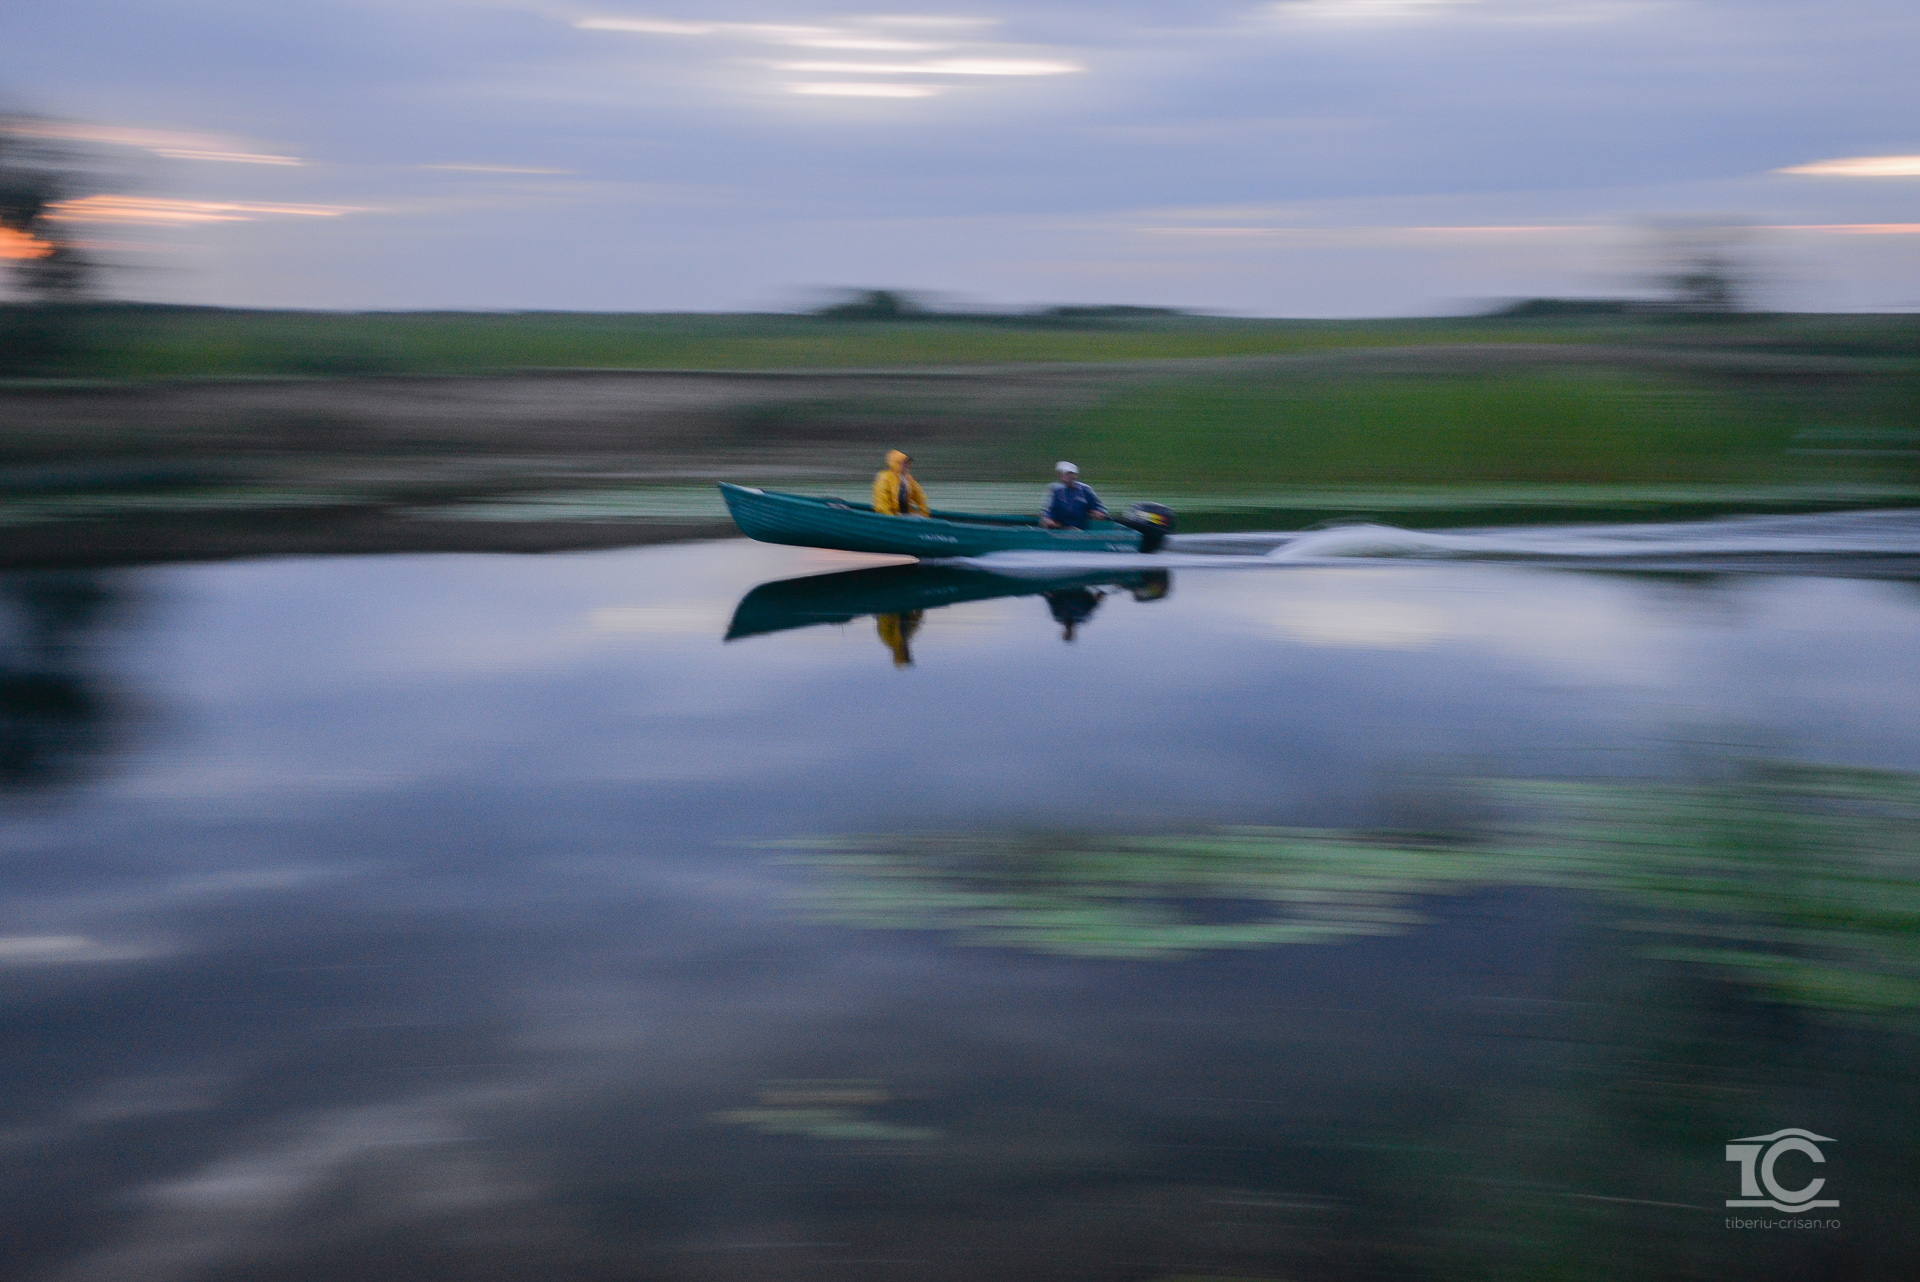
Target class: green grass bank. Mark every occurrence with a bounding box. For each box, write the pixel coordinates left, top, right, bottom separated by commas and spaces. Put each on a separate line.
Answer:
1043, 368, 1919, 488
4, 304, 1917, 379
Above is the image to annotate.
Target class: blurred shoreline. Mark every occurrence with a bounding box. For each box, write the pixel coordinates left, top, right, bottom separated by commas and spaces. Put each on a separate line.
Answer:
0, 507, 735, 569
4, 319, 1914, 569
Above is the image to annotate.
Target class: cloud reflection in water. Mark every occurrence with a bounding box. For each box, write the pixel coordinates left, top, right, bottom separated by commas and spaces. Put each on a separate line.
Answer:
3, 541, 1919, 1279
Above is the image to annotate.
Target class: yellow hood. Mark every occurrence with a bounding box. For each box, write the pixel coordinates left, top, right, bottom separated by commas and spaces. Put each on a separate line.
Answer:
872, 458, 929, 516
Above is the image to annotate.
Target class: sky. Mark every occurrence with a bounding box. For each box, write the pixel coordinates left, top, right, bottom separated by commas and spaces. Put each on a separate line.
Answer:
5, 0, 1919, 314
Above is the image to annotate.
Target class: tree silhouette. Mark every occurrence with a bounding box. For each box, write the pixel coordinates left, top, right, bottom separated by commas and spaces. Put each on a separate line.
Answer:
1647, 220, 1754, 315
0, 116, 97, 301
813, 289, 929, 321
1, 115, 109, 373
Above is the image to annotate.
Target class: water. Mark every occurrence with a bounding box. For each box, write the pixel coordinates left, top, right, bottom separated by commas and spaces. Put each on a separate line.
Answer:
3, 515, 1919, 1281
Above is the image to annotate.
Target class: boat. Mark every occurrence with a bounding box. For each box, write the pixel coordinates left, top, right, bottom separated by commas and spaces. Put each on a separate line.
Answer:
726, 562, 1172, 641
718, 482, 1165, 558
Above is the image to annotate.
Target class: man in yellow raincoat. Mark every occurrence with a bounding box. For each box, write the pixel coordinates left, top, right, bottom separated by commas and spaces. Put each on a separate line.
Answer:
871, 449, 930, 516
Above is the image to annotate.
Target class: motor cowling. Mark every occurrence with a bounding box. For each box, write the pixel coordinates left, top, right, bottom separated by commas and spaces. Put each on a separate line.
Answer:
1125, 502, 1176, 553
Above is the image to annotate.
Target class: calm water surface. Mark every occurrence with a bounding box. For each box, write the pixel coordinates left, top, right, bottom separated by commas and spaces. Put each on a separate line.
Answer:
4, 520, 1918, 1281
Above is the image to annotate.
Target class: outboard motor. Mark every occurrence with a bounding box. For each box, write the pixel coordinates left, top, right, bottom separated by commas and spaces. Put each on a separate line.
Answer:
1121, 502, 1176, 553
1127, 569, 1172, 601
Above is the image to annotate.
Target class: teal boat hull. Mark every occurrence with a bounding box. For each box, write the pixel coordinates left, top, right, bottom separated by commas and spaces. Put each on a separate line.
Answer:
718, 483, 1144, 558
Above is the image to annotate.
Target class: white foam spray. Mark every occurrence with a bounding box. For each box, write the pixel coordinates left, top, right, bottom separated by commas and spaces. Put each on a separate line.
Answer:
933, 510, 1920, 574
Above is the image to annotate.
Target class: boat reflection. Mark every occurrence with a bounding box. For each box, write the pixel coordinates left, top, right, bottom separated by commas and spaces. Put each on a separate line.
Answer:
726, 564, 1173, 663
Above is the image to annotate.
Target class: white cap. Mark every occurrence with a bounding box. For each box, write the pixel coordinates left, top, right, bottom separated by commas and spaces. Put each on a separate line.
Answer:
1055, 461, 1079, 473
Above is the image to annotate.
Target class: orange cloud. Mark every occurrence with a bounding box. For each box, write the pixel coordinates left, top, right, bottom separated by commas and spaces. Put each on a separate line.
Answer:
45, 196, 364, 226
0, 227, 55, 259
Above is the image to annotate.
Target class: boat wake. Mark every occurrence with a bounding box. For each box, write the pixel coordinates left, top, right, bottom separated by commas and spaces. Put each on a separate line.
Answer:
935, 509, 1920, 576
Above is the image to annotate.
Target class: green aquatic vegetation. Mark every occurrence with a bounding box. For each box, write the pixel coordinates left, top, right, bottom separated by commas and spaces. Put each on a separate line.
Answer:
781, 832, 1501, 959
1499, 767, 1920, 1017
776, 764, 1920, 1019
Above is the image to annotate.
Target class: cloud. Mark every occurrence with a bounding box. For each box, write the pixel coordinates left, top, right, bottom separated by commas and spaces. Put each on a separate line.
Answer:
45, 197, 365, 226
1775, 155, 1920, 177
0, 227, 56, 260
1134, 223, 1609, 247
574, 17, 720, 36
149, 150, 304, 165
569, 10, 1072, 101
13, 0, 1919, 311
785, 83, 946, 97
1405, 224, 1604, 232
1273, 0, 1481, 18
773, 58, 1081, 76
1265, 0, 1657, 22
571, 13, 997, 45
9, 120, 301, 165
419, 163, 575, 174
787, 35, 948, 50
1767, 223, 1920, 234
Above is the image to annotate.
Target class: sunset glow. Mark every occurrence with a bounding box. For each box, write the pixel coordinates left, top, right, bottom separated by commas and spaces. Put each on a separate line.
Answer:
46, 196, 364, 226
0, 226, 56, 259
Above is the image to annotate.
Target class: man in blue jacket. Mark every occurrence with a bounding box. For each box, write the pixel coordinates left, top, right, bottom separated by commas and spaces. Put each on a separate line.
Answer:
1039, 461, 1109, 530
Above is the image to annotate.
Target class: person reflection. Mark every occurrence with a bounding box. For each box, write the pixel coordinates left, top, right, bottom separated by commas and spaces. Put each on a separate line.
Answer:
1044, 587, 1104, 642
875, 611, 923, 667
1042, 571, 1169, 642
